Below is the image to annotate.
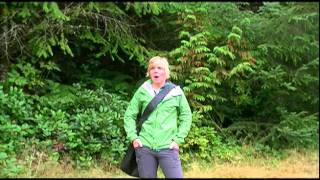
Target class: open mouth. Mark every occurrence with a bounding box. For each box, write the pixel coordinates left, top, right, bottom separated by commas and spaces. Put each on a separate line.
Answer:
154, 75, 159, 79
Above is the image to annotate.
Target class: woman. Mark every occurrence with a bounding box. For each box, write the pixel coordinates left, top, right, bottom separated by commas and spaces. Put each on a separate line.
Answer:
124, 56, 192, 178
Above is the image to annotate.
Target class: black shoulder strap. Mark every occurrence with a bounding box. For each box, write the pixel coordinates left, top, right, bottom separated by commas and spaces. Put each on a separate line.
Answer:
136, 82, 176, 133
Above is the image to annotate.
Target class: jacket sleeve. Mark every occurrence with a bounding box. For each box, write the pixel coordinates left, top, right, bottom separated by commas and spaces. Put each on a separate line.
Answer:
173, 92, 192, 145
123, 88, 141, 142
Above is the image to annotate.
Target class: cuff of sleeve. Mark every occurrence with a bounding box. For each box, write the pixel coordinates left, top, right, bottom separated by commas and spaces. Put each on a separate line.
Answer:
128, 135, 138, 143
172, 137, 184, 145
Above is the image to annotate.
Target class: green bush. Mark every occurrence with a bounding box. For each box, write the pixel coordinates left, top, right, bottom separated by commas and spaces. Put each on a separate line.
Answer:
35, 83, 129, 168
0, 85, 29, 177
260, 108, 319, 149
0, 82, 129, 173
181, 112, 240, 166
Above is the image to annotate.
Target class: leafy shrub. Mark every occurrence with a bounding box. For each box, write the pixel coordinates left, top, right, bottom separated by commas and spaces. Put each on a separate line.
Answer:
181, 112, 240, 166
259, 108, 319, 149
35, 83, 129, 168
0, 85, 29, 177
0, 150, 23, 178
0, 82, 129, 173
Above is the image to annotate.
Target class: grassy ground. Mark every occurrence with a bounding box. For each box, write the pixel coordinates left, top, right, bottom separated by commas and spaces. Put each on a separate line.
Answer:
16, 149, 319, 178
184, 150, 319, 178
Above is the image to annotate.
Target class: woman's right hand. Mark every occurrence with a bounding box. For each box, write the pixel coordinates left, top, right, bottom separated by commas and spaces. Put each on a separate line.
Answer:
132, 138, 143, 148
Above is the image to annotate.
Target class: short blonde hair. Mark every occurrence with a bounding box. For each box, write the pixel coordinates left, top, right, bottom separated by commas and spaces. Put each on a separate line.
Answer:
146, 56, 170, 79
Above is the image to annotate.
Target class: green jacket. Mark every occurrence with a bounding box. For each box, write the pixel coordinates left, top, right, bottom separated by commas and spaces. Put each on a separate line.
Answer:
124, 79, 192, 150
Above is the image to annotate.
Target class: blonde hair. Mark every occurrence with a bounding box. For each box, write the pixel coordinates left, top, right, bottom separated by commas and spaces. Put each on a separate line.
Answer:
146, 56, 170, 79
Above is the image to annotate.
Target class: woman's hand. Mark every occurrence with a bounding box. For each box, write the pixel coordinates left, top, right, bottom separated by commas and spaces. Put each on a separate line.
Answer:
169, 141, 179, 150
132, 138, 143, 148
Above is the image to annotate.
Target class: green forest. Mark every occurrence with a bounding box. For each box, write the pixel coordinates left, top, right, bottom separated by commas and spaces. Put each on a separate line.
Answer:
0, 2, 319, 177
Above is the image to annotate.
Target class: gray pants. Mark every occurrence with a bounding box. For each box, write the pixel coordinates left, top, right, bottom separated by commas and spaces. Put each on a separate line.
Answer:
135, 146, 183, 178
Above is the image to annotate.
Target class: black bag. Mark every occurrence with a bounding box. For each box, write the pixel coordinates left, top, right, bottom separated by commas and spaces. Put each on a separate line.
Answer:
120, 82, 176, 177
120, 143, 139, 177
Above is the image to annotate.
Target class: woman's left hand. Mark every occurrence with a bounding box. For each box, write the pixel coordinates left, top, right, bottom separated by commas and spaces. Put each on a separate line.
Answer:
169, 141, 179, 150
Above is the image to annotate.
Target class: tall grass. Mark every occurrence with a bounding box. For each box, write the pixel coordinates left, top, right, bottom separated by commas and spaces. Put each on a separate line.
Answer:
14, 149, 319, 178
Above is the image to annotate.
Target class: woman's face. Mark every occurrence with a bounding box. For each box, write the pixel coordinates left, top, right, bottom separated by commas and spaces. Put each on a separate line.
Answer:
149, 62, 167, 85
